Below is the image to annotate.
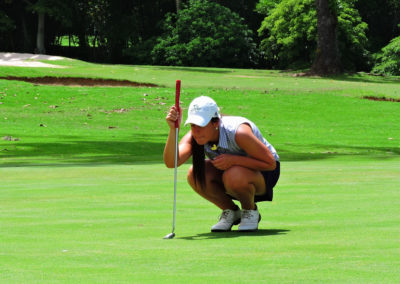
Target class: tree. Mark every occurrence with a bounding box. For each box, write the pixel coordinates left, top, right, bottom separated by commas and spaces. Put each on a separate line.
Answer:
213, 0, 264, 44
27, 0, 64, 54
257, 0, 317, 69
311, 0, 341, 74
257, 0, 367, 71
152, 0, 258, 67
372, 36, 400, 76
176, 0, 181, 12
22, 0, 75, 54
255, 0, 281, 15
35, 10, 45, 54
0, 0, 36, 52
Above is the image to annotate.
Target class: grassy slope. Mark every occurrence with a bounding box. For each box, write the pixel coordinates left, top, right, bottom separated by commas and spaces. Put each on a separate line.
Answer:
0, 59, 399, 283
1, 79, 398, 165
1, 59, 400, 96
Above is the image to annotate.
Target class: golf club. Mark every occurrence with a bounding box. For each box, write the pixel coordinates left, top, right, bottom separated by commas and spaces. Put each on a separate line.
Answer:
163, 79, 181, 239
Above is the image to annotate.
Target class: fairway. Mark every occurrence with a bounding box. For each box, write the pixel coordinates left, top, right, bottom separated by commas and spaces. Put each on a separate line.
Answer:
1, 58, 400, 283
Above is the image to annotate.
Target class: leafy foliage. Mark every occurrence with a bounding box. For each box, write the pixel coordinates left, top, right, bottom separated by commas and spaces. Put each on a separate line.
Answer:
152, 0, 259, 67
336, 1, 370, 70
257, 0, 316, 69
257, 0, 369, 70
0, 0, 399, 71
212, 0, 265, 42
255, 0, 281, 16
372, 36, 400, 76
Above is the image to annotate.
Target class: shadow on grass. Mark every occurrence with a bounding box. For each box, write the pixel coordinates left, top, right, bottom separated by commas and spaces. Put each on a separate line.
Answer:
278, 144, 400, 162
154, 66, 233, 74
179, 229, 290, 240
283, 71, 400, 84
1, 139, 399, 167
332, 74, 400, 85
0, 139, 166, 167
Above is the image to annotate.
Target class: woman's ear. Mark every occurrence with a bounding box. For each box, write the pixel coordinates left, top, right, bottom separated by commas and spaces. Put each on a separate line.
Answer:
212, 120, 219, 130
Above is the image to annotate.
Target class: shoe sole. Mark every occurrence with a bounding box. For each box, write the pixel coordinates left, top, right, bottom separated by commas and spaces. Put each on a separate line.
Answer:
211, 218, 241, 232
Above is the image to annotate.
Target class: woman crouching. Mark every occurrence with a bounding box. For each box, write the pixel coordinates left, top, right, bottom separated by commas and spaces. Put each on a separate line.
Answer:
164, 96, 280, 232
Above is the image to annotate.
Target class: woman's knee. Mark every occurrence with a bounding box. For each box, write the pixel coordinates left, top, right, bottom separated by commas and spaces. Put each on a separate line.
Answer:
187, 166, 196, 188
222, 166, 250, 190
187, 166, 206, 194
188, 163, 225, 197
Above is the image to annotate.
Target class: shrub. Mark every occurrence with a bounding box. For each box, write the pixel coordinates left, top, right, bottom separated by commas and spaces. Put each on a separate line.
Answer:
152, 0, 259, 68
257, 0, 316, 69
372, 36, 400, 76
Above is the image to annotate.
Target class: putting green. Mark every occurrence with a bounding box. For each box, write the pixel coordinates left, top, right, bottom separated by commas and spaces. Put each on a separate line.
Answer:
1, 157, 399, 283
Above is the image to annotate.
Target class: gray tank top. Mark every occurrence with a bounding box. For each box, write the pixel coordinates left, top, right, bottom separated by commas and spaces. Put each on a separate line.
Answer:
204, 116, 279, 161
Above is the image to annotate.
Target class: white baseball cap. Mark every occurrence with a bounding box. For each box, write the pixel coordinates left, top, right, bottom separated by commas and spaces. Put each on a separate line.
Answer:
184, 96, 221, 127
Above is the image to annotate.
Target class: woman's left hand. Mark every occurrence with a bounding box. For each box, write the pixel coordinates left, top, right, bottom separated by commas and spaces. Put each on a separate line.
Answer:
211, 154, 236, 171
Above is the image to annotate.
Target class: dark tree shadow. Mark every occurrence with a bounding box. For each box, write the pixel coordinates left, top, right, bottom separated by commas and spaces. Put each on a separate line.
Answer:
278, 144, 400, 162
154, 66, 232, 74
0, 133, 166, 167
279, 70, 400, 84
2, 136, 399, 167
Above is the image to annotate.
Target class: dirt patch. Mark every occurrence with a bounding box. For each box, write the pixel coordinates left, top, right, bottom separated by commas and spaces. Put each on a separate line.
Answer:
0, 76, 158, 87
363, 96, 400, 103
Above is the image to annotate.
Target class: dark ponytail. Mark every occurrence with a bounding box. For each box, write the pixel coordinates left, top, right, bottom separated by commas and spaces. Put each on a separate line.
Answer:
190, 117, 220, 190
191, 136, 206, 189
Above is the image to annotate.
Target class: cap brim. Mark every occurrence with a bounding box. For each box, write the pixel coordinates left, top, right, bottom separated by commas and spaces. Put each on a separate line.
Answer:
184, 115, 211, 127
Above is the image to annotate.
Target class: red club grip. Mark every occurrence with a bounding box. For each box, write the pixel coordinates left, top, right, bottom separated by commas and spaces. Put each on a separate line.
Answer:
175, 80, 181, 128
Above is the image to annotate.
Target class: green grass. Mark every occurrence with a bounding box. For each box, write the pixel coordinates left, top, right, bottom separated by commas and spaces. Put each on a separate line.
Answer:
1, 160, 399, 283
55, 35, 98, 47
0, 59, 400, 283
1, 58, 400, 97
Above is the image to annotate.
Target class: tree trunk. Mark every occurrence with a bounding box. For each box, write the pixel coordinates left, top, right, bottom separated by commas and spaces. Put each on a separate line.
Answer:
176, 0, 181, 13
21, 13, 31, 52
35, 11, 46, 54
311, 0, 342, 75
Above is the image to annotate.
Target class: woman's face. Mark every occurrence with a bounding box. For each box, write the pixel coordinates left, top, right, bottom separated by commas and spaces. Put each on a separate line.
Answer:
190, 121, 218, 145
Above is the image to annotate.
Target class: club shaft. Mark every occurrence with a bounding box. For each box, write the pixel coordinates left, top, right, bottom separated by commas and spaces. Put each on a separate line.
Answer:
165, 79, 180, 239
172, 127, 179, 233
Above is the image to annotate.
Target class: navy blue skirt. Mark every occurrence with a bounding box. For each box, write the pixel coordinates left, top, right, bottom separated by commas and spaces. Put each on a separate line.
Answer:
256, 161, 280, 202
227, 161, 280, 202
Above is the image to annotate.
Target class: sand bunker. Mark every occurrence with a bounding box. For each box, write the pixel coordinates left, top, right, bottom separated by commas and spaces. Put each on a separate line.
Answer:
0, 52, 65, 68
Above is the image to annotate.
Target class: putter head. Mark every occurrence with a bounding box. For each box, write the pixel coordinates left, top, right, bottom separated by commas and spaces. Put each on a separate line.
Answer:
163, 232, 175, 239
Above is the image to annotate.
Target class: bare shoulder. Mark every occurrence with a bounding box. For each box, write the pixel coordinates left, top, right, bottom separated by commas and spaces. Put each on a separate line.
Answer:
235, 123, 254, 138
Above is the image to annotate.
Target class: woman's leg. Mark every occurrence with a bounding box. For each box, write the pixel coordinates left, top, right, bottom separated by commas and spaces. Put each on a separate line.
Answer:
187, 160, 237, 210
188, 160, 241, 232
222, 166, 266, 210
221, 166, 266, 231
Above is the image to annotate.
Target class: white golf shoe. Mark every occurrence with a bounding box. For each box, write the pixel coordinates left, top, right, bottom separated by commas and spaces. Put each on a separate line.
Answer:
238, 207, 261, 232
211, 208, 241, 232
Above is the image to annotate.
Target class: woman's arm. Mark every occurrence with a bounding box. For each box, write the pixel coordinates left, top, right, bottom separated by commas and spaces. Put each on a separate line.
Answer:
163, 106, 193, 168
211, 124, 276, 171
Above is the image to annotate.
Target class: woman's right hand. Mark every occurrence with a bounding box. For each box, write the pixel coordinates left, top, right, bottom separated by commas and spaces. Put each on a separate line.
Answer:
166, 106, 182, 129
